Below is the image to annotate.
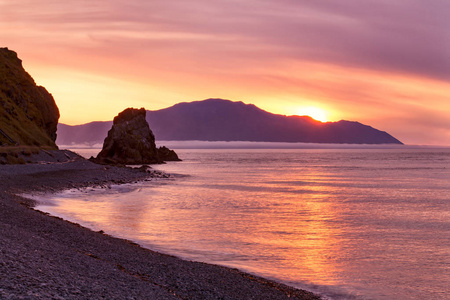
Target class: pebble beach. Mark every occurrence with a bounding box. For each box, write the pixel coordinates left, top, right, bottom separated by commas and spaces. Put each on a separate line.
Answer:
0, 150, 321, 299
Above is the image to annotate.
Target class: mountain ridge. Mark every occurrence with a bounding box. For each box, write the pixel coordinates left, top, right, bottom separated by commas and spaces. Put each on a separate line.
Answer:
57, 98, 402, 146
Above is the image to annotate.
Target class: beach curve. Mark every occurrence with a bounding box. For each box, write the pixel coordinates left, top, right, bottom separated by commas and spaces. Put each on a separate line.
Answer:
0, 150, 321, 299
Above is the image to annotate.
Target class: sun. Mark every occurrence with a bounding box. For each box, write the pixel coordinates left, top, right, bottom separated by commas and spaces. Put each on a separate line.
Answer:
295, 106, 328, 122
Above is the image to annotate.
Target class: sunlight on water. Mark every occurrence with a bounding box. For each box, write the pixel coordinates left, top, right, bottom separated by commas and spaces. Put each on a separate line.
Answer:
36, 149, 450, 300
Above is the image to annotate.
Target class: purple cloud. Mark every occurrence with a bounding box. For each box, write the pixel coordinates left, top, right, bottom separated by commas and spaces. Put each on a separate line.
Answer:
2, 0, 448, 80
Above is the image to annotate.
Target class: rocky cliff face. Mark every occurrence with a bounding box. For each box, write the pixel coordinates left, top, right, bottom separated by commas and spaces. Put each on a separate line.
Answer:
93, 108, 180, 165
0, 48, 59, 148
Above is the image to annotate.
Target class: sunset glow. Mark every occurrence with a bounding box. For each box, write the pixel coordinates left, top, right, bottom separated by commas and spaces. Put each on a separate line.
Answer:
295, 107, 328, 123
1, 1, 449, 145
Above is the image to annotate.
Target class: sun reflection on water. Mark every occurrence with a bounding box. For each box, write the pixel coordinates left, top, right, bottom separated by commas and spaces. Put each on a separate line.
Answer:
45, 169, 344, 286
36, 149, 450, 300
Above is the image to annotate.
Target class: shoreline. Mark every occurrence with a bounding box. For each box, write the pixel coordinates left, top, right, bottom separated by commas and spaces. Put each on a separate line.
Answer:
0, 151, 321, 299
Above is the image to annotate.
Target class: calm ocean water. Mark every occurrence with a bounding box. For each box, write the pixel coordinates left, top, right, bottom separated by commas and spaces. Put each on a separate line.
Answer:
35, 148, 450, 299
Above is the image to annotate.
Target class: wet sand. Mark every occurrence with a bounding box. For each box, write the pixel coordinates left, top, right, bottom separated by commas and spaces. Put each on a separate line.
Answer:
0, 150, 321, 299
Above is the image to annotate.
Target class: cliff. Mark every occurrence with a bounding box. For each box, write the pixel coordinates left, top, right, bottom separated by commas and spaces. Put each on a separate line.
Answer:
0, 48, 59, 148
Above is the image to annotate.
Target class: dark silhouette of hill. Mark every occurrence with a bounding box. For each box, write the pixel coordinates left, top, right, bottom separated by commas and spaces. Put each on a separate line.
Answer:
0, 47, 59, 148
57, 99, 402, 145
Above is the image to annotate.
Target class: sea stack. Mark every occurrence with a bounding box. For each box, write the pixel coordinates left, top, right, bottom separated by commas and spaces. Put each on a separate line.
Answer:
92, 107, 180, 165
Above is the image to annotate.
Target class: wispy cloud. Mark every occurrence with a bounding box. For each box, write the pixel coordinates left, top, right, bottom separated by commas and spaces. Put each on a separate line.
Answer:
3, 0, 448, 79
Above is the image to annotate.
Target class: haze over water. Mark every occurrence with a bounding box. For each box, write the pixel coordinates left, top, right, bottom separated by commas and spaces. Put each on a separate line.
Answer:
36, 148, 450, 299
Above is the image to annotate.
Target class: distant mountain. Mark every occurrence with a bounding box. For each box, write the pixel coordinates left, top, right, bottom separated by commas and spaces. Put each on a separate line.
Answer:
56, 98, 402, 146
58, 121, 112, 146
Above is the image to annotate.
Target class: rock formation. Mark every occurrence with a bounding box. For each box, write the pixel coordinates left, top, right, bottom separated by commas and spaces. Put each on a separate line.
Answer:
157, 146, 181, 162
92, 108, 180, 165
0, 47, 59, 148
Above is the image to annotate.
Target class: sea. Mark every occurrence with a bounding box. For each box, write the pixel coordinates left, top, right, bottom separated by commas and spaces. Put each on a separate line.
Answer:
34, 144, 450, 300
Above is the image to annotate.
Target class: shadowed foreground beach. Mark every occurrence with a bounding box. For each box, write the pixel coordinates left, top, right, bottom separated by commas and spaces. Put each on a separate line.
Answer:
0, 150, 321, 299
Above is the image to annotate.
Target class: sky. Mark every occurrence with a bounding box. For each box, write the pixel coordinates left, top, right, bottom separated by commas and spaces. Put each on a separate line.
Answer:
1, 0, 449, 145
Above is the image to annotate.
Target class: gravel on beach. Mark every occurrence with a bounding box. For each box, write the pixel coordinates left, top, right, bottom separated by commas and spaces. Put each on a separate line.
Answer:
0, 150, 321, 299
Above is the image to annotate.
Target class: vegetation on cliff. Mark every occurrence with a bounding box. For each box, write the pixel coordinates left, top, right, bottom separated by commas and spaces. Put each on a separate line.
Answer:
0, 47, 59, 148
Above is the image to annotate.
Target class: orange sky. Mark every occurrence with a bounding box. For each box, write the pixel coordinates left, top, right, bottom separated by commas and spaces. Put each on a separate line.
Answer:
1, 1, 449, 145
